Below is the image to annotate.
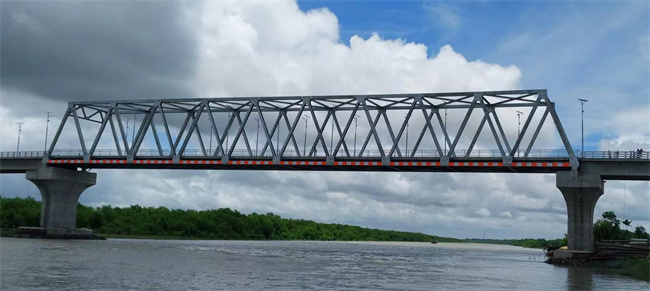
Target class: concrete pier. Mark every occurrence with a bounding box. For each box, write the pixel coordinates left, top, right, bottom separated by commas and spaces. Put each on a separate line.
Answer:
556, 171, 604, 251
26, 167, 96, 230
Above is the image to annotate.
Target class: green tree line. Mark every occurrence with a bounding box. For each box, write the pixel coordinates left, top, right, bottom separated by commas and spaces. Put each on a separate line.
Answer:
0, 196, 457, 242
462, 237, 567, 248
593, 211, 649, 242
465, 211, 649, 248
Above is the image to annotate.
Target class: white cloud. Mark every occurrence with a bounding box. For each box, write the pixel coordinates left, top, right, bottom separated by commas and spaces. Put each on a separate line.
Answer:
195, 1, 520, 97
1, 0, 647, 240
598, 105, 650, 150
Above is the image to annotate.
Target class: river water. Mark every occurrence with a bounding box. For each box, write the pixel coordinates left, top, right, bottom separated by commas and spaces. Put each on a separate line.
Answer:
0, 238, 646, 290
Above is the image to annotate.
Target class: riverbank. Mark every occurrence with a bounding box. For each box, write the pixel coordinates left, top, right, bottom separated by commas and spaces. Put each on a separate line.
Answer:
590, 258, 649, 282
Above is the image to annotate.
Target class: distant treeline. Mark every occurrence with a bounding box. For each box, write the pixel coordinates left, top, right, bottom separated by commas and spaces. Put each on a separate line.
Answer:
0, 196, 456, 242
465, 210, 650, 249
463, 238, 566, 249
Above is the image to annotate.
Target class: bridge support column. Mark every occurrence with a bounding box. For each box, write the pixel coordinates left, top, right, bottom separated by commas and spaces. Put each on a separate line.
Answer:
26, 167, 96, 230
556, 171, 603, 251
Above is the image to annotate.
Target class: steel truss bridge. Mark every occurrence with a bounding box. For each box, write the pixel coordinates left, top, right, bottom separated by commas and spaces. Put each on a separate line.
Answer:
31, 89, 583, 172
1, 89, 647, 251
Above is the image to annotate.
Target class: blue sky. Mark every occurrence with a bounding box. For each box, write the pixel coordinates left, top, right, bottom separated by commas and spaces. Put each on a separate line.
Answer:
1, 0, 647, 239
300, 0, 649, 151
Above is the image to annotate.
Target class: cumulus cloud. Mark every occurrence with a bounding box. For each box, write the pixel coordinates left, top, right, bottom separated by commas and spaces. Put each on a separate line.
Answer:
598, 105, 650, 151
0, 0, 647, 239
196, 1, 520, 97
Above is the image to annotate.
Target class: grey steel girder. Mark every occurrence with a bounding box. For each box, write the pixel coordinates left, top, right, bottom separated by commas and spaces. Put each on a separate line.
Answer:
47, 89, 578, 168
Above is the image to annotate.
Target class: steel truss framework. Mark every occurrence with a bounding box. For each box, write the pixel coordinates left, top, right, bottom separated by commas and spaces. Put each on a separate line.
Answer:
48, 89, 578, 168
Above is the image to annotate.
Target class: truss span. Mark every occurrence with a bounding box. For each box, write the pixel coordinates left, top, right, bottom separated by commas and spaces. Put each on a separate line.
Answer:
47, 89, 579, 168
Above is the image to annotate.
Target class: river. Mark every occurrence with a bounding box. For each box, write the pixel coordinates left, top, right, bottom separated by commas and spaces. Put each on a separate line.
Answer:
0, 238, 646, 290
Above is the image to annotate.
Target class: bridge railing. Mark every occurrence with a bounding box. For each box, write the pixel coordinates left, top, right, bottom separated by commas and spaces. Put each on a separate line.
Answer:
1, 149, 575, 159
576, 150, 649, 159
3, 149, 647, 160
0, 151, 45, 158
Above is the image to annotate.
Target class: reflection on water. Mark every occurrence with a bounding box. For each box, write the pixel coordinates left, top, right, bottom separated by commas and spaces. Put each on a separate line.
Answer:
0, 238, 646, 290
567, 265, 594, 291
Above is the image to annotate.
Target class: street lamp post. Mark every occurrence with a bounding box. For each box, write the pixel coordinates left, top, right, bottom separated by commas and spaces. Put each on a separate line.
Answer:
353, 115, 360, 156
330, 116, 334, 153
254, 115, 260, 156
444, 108, 447, 154
302, 115, 310, 156
132, 114, 137, 144
226, 112, 231, 152
44, 111, 54, 152
123, 118, 130, 146
579, 99, 588, 158
15, 122, 24, 154
209, 126, 213, 154
404, 113, 409, 156
516, 110, 523, 157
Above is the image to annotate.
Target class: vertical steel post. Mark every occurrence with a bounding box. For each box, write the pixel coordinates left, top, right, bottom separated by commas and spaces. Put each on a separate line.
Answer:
405, 113, 409, 156
444, 108, 447, 154
353, 115, 359, 156
516, 110, 523, 157
330, 113, 334, 150
255, 115, 260, 156
132, 114, 137, 144
579, 99, 588, 158
15, 122, 23, 154
302, 115, 310, 155
44, 112, 54, 152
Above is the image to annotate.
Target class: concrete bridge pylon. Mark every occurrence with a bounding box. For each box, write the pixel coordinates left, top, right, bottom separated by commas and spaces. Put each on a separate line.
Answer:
556, 171, 604, 252
26, 167, 96, 231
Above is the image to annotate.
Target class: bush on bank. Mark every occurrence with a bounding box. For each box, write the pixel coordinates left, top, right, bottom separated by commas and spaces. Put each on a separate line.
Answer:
0, 195, 456, 242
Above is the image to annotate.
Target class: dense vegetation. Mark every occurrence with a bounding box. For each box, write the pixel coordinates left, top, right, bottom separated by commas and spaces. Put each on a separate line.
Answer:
591, 258, 650, 282
463, 237, 566, 249
593, 211, 649, 242
0, 196, 455, 242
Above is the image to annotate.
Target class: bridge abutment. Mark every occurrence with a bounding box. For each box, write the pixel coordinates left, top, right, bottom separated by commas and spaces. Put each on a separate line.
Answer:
26, 167, 96, 230
556, 171, 604, 251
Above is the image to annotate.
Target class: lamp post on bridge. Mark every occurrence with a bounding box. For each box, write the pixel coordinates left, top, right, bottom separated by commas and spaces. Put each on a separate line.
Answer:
44, 111, 54, 152
444, 108, 447, 155
516, 110, 523, 157
404, 113, 409, 157
302, 115, 310, 157
209, 125, 213, 154
122, 118, 130, 146
254, 115, 260, 156
353, 114, 360, 157
226, 112, 231, 152
330, 116, 334, 154
15, 122, 24, 154
131, 114, 136, 144
579, 99, 588, 158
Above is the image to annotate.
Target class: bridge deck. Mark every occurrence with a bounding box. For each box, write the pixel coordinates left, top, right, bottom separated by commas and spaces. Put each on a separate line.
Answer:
43, 157, 572, 174
1, 150, 647, 177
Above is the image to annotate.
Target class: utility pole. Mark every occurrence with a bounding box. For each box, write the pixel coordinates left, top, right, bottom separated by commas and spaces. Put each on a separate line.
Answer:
44, 112, 54, 152
579, 99, 588, 158
302, 115, 310, 156
15, 122, 24, 154
444, 108, 447, 155
330, 113, 334, 153
226, 112, 231, 152
132, 114, 137, 144
123, 118, 130, 147
404, 113, 409, 156
353, 115, 360, 156
516, 110, 523, 157
209, 125, 213, 154
254, 115, 260, 156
